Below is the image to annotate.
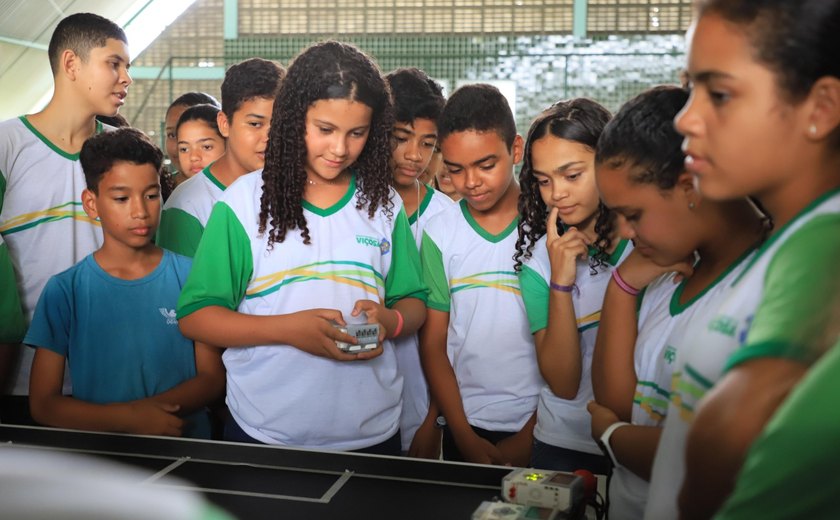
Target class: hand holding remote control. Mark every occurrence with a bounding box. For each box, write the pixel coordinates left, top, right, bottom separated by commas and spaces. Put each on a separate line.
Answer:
282, 308, 381, 361
350, 299, 394, 342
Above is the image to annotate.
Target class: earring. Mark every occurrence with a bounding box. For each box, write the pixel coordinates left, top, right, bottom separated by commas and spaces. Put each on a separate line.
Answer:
810, 124, 818, 136
688, 201, 696, 210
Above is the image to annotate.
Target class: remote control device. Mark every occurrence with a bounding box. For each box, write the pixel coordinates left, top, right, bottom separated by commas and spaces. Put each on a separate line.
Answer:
472, 501, 560, 520
502, 469, 584, 512
334, 323, 380, 353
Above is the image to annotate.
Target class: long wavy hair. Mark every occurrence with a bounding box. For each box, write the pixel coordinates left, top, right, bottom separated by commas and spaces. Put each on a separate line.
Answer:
258, 41, 395, 247
514, 99, 616, 273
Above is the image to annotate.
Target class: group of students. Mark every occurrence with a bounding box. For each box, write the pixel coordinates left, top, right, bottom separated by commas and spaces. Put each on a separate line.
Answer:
1, 1, 839, 518
158, 73, 460, 214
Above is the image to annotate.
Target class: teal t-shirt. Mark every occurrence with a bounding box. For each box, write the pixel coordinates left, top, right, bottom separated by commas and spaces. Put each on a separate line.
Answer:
24, 250, 210, 438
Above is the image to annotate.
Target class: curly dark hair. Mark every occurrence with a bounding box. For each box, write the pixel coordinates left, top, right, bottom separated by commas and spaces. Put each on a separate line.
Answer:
514, 99, 615, 273
258, 41, 394, 247
221, 58, 285, 118
80, 128, 163, 193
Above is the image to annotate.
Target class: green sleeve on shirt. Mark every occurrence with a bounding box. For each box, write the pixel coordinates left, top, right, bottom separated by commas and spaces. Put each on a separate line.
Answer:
176, 202, 253, 319
715, 341, 840, 520
0, 241, 25, 342
726, 214, 840, 371
420, 230, 450, 312
518, 264, 549, 334
384, 208, 429, 307
157, 207, 204, 258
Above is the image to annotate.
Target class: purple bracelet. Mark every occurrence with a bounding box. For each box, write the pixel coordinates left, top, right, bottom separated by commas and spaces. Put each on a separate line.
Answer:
612, 269, 640, 296
550, 281, 578, 295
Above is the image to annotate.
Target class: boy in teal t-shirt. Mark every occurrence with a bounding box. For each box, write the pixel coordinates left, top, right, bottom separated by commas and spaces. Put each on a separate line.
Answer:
25, 129, 224, 437
0, 12, 128, 421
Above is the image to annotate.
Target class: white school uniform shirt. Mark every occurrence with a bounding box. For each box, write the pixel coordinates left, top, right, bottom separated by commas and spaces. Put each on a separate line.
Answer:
177, 171, 428, 450
157, 165, 227, 257
0, 116, 110, 394
609, 249, 753, 520
518, 236, 632, 454
421, 200, 542, 432
645, 189, 840, 520
395, 185, 454, 451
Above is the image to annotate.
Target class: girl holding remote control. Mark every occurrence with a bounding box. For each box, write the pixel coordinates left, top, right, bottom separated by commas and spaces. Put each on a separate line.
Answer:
177, 41, 428, 454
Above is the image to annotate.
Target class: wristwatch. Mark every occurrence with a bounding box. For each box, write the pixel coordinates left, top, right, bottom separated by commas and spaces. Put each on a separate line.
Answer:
435, 415, 447, 429
598, 421, 630, 467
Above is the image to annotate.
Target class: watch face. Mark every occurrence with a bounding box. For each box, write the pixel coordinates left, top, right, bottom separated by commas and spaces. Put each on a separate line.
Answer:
435, 416, 447, 428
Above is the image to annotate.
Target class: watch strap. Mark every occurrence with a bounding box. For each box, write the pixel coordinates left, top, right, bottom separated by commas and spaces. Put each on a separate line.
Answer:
599, 421, 630, 467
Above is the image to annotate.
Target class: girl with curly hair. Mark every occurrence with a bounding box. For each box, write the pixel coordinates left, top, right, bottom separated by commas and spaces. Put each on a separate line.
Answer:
177, 41, 428, 454
514, 98, 629, 474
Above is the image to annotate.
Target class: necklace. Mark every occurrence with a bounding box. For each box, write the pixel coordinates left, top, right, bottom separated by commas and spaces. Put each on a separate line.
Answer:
306, 177, 339, 186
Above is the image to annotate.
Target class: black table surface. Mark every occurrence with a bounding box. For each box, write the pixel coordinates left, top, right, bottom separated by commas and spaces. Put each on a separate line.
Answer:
0, 424, 514, 519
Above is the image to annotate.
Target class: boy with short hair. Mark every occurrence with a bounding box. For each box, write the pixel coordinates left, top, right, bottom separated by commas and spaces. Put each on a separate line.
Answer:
0, 12, 130, 422
420, 84, 542, 465
384, 67, 451, 457
156, 58, 285, 257
25, 128, 225, 437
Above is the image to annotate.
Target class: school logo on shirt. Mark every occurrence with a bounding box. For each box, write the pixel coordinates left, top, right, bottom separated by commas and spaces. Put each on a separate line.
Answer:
663, 346, 677, 365
356, 234, 379, 247
159, 308, 178, 325
356, 235, 390, 255
707, 315, 738, 338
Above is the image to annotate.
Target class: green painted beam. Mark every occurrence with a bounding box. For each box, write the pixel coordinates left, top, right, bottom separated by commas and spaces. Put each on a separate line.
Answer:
224, 0, 238, 40
573, 0, 588, 38
130, 65, 225, 80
